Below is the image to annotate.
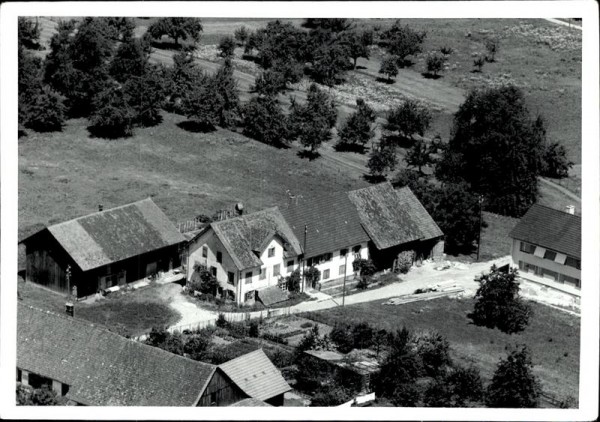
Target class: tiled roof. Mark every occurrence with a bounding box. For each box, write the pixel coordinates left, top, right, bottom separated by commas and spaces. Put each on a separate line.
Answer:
211, 207, 302, 270
348, 183, 443, 250
279, 191, 371, 258
17, 304, 215, 406
229, 398, 273, 407
22, 198, 186, 272
257, 286, 289, 307
509, 204, 581, 258
219, 349, 291, 401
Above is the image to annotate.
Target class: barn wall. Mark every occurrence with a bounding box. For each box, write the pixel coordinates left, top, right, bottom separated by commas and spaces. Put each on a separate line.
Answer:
197, 369, 247, 407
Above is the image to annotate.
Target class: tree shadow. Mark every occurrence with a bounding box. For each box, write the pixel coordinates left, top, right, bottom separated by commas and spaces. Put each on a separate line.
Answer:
241, 54, 261, 64
87, 125, 133, 140
363, 174, 387, 184
334, 142, 367, 154
176, 120, 216, 133
376, 77, 395, 84
356, 65, 368, 70
297, 149, 321, 161
421, 72, 442, 80
150, 40, 183, 51
18, 129, 28, 138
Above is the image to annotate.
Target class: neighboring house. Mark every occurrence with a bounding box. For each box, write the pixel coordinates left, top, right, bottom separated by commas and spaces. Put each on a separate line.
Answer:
509, 204, 581, 296
229, 398, 272, 407
19, 198, 186, 298
219, 349, 291, 406
187, 182, 444, 305
186, 207, 303, 304
17, 303, 247, 406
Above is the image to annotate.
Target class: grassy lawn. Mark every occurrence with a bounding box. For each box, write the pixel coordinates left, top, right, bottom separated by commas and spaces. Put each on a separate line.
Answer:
18, 280, 181, 337
304, 297, 580, 400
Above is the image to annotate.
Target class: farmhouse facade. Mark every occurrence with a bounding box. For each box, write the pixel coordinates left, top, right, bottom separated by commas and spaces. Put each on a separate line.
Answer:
187, 182, 444, 305
509, 204, 581, 295
19, 198, 186, 298
17, 303, 252, 406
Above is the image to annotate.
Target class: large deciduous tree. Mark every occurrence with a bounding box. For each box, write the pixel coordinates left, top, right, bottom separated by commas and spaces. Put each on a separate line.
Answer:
486, 345, 541, 408
436, 86, 546, 217
242, 95, 290, 147
367, 137, 397, 180
147, 17, 203, 48
471, 265, 532, 333
337, 98, 376, 152
379, 56, 399, 82
385, 100, 432, 141
381, 21, 427, 67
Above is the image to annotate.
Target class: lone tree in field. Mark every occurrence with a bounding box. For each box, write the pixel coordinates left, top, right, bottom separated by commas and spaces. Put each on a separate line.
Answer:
218, 35, 236, 58
471, 265, 532, 334
425, 52, 446, 78
379, 56, 399, 82
289, 83, 337, 156
485, 38, 499, 62
436, 85, 547, 217
385, 100, 432, 141
341, 29, 373, 69
405, 139, 433, 174
381, 21, 427, 67
486, 345, 541, 408
147, 17, 203, 48
337, 98, 376, 152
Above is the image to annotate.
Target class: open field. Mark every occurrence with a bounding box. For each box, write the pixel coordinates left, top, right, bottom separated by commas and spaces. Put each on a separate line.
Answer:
18, 111, 368, 240
18, 280, 181, 337
304, 297, 580, 400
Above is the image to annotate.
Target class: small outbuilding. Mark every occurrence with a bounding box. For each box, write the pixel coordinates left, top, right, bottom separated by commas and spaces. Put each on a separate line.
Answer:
19, 198, 186, 298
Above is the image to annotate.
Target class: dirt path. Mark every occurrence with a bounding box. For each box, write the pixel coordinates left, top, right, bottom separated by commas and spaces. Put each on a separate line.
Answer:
539, 177, 582, 205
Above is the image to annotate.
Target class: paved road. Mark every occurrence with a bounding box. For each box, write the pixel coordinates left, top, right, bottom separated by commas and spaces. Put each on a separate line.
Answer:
539, 177, 582, 204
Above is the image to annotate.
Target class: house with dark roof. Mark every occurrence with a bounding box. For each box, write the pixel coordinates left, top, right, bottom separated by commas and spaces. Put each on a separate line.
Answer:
187, 183, 443, 304
509, 203, 581, 295
19, 199, 186, 298
17, 303, 249, 406
219, 349, 291, 406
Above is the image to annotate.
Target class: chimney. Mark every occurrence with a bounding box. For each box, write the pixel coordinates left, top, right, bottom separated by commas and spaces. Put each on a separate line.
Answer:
98, 204, 104, 212
565, 205, 575, 215
65, 302, 74, 317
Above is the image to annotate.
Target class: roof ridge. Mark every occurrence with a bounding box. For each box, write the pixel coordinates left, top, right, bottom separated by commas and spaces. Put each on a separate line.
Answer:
211, 207, 279, 227
49, 197, 155, 229
219, 348, 264, 368
531, 203, 581, 219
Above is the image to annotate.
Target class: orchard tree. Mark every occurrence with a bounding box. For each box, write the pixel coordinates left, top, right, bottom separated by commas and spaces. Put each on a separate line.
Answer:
341, 29, 373, 69
405, 139, 433, 174
385, 100, 432, 140
252, 20, 306, 68
124, 64, 168, 127
218, 35, 236, 58
425, 52, 445, 78
367, 138, 397, 180
89, 84, 136, 138
486, 345, 541, 408
109, 36, 151, 82
234, 26, 249, 46
289, 84, 337, 155
311, 42, 352, 86
253, 69, 287, 96
147, 17, 203, 48
336, 98, 376, 152
381, 21, 427, 67
436, 85, 546, 217
23, 86, 67, 132
167, 51, 203, 114
471, 265, 532, 334
379, 56, 399, 82
242, 95, 290, 147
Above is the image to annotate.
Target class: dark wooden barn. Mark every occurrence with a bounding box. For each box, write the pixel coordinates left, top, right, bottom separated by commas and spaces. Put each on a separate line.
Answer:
19, 198, 186, 298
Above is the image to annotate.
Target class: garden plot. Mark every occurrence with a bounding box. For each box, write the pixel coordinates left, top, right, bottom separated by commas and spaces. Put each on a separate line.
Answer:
262, 316, 333, 347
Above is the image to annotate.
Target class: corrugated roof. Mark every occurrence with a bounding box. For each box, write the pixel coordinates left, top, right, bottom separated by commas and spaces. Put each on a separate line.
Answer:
229, 398, 273, 407
348, 183, 443, 250
28, 198, 186, 272
279, 191, 371, 258
257, 286, 289, 307
219, 349, 291, 401
509, 204, 581, 258
212, 208, 302, 270
17, 303, 215, 406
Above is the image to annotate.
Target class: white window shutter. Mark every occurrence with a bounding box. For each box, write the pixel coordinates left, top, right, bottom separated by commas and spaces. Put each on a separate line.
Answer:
533, 246, 546, 258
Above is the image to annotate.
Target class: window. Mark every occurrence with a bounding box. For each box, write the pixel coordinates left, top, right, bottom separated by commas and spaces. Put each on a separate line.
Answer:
259, 268, 266, 280
541, 268, 559, 281
339, 264, 346, 276
340, 248, 348, 257
519, 242, 536, 254
202, 246, 208, 258
273, 264, 280, 277
216, 251, 222, 263
210, 266, 217, 277
245, 271, 253, 284
565, 256, 581, 270
353, 245, 361, 254
227, 272, 235, 285
268, 247, 275, 258
561, 274, 581, 288
323, 269, 330, 280
543, 250, 557, 261
287, 260, 294, 271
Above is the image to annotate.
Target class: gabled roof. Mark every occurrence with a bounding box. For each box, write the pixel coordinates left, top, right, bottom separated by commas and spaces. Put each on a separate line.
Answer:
219, 349, 291, 401
257, 286, 289, 307
17, 303, 215, 406
279, 191, 371, 258
509, 204, 581, 259
21, 198, 186, 272
211, 207, 302, 270
348, 183, 443, 250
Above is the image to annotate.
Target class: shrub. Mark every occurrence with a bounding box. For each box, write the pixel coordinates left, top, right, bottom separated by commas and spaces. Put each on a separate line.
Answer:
541, 140, 574, 178
190, 264, 219, 296
265, 348, 294, 368
16, 383, 58, 406
330, 324, 354, 353
216, 313, 228, 328
425, 52, 446, 77
395, 250, 415, 274
249, 320, 259, 338
473, 56, 485, 72
183, 334, 211, 360
285, 269, 302, 293
304, 266, 321, 289
440, 46, 454, 56
415, 331, 452, 377
24, 86, 67, 132
310, 385, 354, 406
300, 321, 313, 329
218, 35, 236, 58
262, 332, 288, 345
352, 322, 375, 350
